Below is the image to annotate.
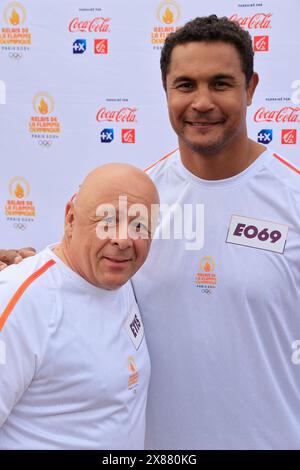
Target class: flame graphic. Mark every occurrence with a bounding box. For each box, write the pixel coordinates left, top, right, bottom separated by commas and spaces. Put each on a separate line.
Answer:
15, 183, 24, 199
163, 7, 174, 24
128, 359, 136, 373
204, 262, 211, 272
38, 98, 48, 115
9, 8, 20, 26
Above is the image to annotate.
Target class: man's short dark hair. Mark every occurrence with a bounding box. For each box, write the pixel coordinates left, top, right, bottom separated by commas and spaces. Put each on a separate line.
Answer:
160, 15, 254, 89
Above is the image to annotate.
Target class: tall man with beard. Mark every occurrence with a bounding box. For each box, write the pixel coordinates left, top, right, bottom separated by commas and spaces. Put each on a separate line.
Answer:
132, 16, 300, 449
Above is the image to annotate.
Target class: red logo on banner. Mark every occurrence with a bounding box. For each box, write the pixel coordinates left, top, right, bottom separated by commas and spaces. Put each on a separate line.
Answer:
254, 36, 269, 52
122, 129, 135, 143
253, 107, 300, 123
94, 39, 108, 54
96, 107, 137, 123
68, 17, 110, 33
228, 13, 272, 29
281, 129, 297, 144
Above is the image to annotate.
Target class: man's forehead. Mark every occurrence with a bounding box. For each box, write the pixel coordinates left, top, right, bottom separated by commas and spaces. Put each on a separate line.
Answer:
168, 41, 243, 75
76, 171, 158, 212
90, 193, 154, 210
94, 197, 154, 220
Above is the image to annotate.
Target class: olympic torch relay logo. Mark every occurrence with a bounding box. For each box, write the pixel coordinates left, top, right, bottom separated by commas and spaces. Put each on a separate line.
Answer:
157, 1, 180, 24
128, 356, 139, 390
0, 2, 32, 59
4, 177, 36, 231
195, 257, 217, 294
29, 92, 61, 148
151, 1, 181, 50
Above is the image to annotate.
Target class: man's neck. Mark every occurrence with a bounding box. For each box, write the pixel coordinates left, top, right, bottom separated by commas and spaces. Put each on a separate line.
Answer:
179, 138, 266, 181
52, 241, 72, 268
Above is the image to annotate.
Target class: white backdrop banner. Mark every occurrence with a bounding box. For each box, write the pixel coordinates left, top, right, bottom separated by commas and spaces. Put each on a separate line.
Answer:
0, 0, 299, 249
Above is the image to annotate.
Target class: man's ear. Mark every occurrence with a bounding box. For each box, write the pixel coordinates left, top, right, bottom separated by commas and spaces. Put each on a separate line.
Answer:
65, 202, 75, 239
247, 72, 259, 106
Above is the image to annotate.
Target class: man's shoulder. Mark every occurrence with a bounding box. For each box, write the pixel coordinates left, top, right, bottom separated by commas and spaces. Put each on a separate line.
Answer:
0, 248, 57, 323
144, 148, 179, 182
0, 248, 56, 288
266, 151, 300, 197
0, 249, 59, 379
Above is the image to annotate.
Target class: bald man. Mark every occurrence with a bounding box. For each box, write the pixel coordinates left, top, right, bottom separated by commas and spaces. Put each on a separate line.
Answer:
0, 163, 159, 450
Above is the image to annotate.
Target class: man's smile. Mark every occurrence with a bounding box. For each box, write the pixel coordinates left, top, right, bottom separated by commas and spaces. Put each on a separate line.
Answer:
185, 119, 225, 128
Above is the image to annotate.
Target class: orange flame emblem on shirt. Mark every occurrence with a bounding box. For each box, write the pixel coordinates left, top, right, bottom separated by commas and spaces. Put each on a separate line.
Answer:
204, 261, 211, 272
128, 356, 137, 373
14, 183, 24, 198
163, 6, 174, 24
38, 98, 48, 115
9, 8, 20, 25
199, 256, 216, 273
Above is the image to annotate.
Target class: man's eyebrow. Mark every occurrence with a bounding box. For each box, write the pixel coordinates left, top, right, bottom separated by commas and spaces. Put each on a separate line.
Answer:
130, 214, 148, 222
171, 75, 194, 85
212, 74, 236, 81
171, 74, 237, 85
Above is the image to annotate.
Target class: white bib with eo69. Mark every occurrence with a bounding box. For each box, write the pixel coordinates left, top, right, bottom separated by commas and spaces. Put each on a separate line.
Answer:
226, 215, 288, 253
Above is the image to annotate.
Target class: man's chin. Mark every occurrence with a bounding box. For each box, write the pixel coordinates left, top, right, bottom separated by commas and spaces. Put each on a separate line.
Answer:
183, 137, 227, 155
95, 274, 131, 291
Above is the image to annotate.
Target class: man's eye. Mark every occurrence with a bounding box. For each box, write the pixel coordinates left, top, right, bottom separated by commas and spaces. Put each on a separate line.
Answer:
132, 221, 148, 232
214, 81, 230, 89
177, 82, 193, 90
102, 217, 116, 225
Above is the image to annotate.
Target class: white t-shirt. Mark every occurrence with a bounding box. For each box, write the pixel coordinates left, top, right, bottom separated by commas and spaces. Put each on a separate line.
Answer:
132, 149, 300, 450
0, 246, 150, 450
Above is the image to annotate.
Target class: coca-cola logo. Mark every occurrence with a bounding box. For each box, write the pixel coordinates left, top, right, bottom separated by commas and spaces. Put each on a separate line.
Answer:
253, 107, 300, 123
228, 13, 272, 29
96, 107, 137, 123
69, 17, 110, 33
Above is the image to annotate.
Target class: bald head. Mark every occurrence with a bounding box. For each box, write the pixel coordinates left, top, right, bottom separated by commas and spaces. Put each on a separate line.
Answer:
75, 163, 159, 215
58, 163, 159, 290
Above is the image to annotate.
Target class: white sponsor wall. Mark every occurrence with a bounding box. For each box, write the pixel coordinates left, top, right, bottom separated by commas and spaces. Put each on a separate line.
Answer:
0, 0, 299, 249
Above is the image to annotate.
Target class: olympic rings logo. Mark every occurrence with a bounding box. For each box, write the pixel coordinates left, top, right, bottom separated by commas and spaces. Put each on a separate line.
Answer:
201, 289, 211, 295
38, 140, 52, 148
9, 52, 22, 60
13, 222, 27, 230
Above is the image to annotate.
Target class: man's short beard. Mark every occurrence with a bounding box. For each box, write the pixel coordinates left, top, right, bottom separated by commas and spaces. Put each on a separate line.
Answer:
181, 129, 237, 156
182, 136, 228, 155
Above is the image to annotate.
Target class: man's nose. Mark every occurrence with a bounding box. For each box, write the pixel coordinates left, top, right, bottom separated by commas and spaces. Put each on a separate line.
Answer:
191, 86, 215, 113
111, 237, 133, 250
111, 225, 134, 250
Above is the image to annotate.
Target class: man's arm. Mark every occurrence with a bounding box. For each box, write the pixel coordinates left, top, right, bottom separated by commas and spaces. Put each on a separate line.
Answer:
0, 305, 36, 426
0, 275, 52, 426
0, 248, 36, 270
